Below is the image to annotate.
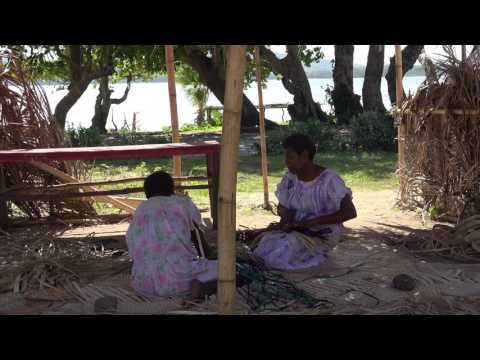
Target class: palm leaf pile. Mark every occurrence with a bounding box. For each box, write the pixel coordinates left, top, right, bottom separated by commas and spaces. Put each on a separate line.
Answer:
0, 228, 132, 301
0, 49, 95, 220
401, 215, 480, 263
399, 45, 480, 221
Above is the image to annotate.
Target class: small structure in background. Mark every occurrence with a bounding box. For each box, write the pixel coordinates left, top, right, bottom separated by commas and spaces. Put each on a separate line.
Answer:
397, 45, 480, 222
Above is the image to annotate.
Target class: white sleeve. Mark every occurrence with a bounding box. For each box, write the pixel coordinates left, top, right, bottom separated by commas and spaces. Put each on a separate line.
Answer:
275, 173, 294, 207
326, 173, 352, 211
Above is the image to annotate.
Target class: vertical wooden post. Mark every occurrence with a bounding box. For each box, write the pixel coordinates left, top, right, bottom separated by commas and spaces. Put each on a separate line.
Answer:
206, 152, 220, 230
217, 45, 247, 315
395, 45, 406, 202
461, 45, 467, 62
0, 166, 8, 230
254, 46, 271, 211
165, 45, 182, 178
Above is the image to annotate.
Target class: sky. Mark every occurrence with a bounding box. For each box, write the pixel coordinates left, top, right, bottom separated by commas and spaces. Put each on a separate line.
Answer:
270, 45, 473, 64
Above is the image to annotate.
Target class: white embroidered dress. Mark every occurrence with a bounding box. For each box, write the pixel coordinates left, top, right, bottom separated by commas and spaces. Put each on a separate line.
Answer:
253, 169, 352, 270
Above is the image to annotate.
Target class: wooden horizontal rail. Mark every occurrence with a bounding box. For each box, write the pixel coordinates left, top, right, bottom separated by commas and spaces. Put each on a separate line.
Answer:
0, 141, 221, 163
206, 103, 291, 111
0, 175, 211, 194
0, 184, 211, 201
392, 109, 480, 116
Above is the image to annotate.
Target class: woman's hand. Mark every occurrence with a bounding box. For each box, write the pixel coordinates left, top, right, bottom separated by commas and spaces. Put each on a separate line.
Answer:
278, 204, 296, 222
279, 220, 308, 232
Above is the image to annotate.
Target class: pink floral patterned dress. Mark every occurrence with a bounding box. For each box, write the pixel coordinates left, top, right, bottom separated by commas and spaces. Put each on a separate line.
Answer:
253, 169, 352, 270
126, 195, 217, 297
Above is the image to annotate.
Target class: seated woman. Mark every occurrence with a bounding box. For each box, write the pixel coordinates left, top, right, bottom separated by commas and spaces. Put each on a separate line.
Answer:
253, 134, 357, 271
126, 171, 217, 300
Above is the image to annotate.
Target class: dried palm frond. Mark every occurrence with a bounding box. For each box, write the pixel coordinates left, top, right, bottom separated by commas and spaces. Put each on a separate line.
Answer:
0, 228, 131, 296
0, 49, 96, 219
401, 215, 480, 263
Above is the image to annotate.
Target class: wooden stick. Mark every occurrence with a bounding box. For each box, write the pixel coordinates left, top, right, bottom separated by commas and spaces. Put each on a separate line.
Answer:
30, 161, 136, 214
254, 46, 271, 211
217, 45, 247, 315
0, 175, 211, 194
395, 45, 406, 203
462, 45, 467, 62
108, 196, 144, 208
165, 45, 182, 178
206, 152, 220, 230
395, 45, 404, 108
0, 166, 8, 229
0, 184, 211, 201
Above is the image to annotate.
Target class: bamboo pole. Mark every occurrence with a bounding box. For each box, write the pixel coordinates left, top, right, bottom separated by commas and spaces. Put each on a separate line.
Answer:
165, 45, 182, 178
254, 46, 271, 211
395, 45, 406, 202
217, 45, 247, 315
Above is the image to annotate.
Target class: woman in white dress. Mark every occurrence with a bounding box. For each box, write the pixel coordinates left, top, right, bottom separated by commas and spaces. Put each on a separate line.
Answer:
253, 134, 357, 271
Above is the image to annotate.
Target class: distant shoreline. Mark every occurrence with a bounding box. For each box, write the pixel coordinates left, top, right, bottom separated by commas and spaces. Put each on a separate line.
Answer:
39, 73, 425, 86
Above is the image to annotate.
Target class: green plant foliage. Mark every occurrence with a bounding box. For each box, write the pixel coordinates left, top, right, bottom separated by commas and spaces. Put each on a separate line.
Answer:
350, 111, 397, 152
258, 120, 338, 155
176, 64, 209, 124
66, 124, 103, 147
208, 110, 223, 126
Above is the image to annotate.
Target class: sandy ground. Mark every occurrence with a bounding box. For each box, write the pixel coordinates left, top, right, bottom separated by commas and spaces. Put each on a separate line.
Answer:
56, 189, 426, 240
4, 189, 466, 315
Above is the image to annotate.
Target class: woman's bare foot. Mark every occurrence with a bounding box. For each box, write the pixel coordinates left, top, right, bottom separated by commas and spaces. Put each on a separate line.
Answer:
189, 279, 204, 302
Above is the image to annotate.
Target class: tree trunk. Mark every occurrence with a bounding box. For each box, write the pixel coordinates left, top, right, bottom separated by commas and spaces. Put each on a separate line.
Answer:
332, 45, 363, 125
91, 77, 111, 133
178, 46, 278, 129
54, 80, 89, 130
259, 45, 328, 123
385, 45, 424, 106
54, 45, 113, 131
197, 102, 205, 126
91, 76, 131, 133
362, 45, 386, 112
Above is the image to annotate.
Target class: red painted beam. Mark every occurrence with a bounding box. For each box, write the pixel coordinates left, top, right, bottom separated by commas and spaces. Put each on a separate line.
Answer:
0, 141, 221, 163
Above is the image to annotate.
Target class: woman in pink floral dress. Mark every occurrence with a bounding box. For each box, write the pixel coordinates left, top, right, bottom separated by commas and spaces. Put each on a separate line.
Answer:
253, 134, 357, 271
126, 171, 217, 299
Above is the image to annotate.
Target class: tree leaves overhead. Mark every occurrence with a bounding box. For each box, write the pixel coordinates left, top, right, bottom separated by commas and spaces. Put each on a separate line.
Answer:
10, 44, 324, 88
11, 45, 167, 84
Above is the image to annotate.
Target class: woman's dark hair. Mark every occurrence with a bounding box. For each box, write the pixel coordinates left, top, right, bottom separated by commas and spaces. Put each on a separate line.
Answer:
282, 133, 316, 160
144, 171, 174, 198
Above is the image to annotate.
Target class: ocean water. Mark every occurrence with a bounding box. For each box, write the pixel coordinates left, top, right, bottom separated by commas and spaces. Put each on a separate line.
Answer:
41, 76, 425, 131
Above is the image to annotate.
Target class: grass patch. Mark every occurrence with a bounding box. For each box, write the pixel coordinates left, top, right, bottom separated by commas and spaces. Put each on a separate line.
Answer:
87, 151, 398, 211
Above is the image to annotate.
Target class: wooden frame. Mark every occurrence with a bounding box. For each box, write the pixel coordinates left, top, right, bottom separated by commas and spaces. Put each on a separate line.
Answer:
0, 141, 221, 229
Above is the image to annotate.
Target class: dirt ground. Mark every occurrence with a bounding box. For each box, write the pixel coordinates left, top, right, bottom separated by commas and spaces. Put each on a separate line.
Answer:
56, 189, 426, 240
235, 189, 427, 234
